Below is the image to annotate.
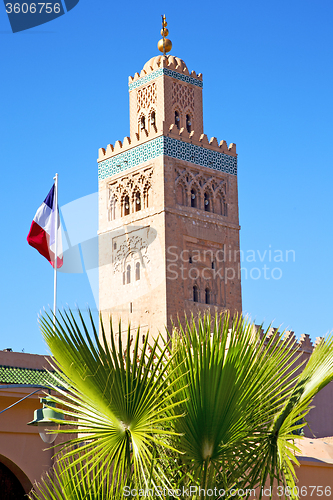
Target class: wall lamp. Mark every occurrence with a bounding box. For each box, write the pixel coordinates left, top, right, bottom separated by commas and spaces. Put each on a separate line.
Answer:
27, 396, 64, 443
0, 384, 64, 443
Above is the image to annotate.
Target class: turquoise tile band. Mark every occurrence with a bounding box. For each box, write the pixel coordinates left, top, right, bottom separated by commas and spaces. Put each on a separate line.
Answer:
98, 136, 237, 180
129, 68, 203, 91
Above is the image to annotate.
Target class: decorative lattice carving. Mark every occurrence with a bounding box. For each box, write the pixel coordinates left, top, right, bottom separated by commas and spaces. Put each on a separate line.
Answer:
108, 167, 153, 220
137, 83, 157, 111
174, 166, 227, 215
172, 82, 194, 110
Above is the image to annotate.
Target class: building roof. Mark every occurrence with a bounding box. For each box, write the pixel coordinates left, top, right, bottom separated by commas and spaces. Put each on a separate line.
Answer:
0, 365, 61, 387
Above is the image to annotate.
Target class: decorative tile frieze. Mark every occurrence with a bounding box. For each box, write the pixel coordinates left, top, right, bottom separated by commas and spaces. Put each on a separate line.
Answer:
164, 137, 237, 175
98, 136, 237, 180
98, 137, 164, 180
129, 68, 203, 91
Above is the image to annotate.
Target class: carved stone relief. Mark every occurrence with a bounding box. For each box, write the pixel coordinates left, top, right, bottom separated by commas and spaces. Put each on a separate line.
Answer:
113, 228, 151, 275
172, 82, 194, 111
137, 83, 157, 112
175, 166, 227, 216
107, 167, 153, 220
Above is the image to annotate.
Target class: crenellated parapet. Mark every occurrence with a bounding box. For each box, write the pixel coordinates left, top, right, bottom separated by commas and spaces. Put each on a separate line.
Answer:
97, 124, 237, 181
254, 324, 325, 356
128, 55, 203, 91
98, 123, 236, 162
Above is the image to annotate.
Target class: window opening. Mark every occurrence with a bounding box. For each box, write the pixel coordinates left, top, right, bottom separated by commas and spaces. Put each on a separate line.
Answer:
205, 288, 210, 305
136, 262, 140, 281
204, 192, 210, 212
186, 114, 191, 133
126, 264, 131, 284
150, 111, 156, 126
191, 189, 197, 208
193, 285, 199, 303
135, 192, 141, 212
175, 110, 180, 129
124, 195, 130, 216
140, 116, 146, 130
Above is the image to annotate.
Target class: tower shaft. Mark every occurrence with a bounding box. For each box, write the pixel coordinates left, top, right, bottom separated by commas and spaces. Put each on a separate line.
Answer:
98, 54, 241, 343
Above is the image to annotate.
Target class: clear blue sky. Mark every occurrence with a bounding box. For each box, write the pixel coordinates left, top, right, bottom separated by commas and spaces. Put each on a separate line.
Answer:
1, 0, 332, 354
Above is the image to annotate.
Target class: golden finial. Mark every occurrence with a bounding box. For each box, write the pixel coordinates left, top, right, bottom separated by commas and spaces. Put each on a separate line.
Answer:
158, 15, 172, 55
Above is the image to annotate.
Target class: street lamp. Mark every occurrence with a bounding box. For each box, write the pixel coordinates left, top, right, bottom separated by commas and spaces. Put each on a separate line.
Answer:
27, 396, 64, 443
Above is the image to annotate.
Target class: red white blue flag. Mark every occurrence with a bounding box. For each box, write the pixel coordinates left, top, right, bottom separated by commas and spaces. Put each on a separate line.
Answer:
27, 184, 63, 268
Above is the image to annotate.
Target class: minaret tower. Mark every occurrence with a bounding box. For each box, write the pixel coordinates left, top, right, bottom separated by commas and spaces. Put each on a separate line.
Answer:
98, 17, 242, 343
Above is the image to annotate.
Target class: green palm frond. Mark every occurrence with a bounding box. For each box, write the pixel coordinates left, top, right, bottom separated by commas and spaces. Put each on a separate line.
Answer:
258, 333, 333, 499
29, 454, 113, 500
34, 309, 333, 500
38, 309, 185, 498
168, 313, 333, 498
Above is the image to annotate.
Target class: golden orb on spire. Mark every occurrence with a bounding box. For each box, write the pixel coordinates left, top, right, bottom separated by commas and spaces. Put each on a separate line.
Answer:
158, 15, 172, 55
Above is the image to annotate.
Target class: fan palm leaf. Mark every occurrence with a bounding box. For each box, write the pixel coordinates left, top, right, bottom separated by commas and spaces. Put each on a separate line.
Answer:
168, 313, 333, 499
29, 454, 113, 500
34, 309, 333, 500
38, 309, 185, 498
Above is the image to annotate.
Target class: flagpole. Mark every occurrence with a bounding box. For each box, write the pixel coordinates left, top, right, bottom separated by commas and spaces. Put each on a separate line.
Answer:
53, 173, 58, 329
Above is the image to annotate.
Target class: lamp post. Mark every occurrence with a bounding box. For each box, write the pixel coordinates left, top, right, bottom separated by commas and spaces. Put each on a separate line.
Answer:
27, 396, 64, 443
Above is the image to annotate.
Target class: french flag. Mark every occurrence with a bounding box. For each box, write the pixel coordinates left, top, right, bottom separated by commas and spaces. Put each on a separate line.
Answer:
27, 184, 63, 268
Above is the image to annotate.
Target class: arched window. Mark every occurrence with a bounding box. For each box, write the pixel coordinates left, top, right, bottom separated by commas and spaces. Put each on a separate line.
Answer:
204, 192, 210, 212
140, 116, 146, 130
109, 195, 117, 221
191, 189, 197, 208
205, 288, 210, 305
176, 183, 185, 205
216, 194, 227, 216
193, 285, 199, 303
136, 262, 140, 281
175, 110, 180, 129
186, 114, 191, 133
135, 192, 141, 212
150, 111, 156, 127
126, 264, 131, 284
124, 195, 130, 216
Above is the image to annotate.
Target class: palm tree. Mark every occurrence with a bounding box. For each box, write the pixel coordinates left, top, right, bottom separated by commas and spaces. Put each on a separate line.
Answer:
29, 310, 333, 500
